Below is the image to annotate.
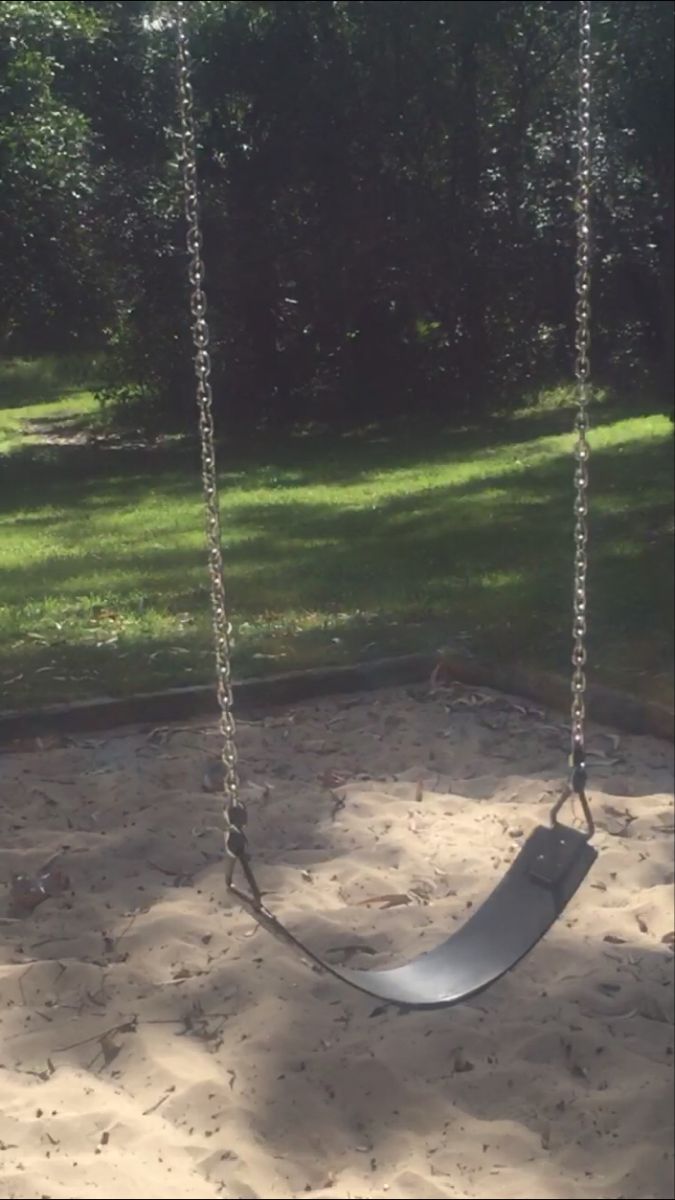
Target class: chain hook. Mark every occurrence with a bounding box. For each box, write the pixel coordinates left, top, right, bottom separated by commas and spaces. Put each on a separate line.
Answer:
550, 741, 595, 840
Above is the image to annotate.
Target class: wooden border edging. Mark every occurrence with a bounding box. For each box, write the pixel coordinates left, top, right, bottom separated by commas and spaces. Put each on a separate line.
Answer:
0, 653, 435, 743
0, 652, 672, 745
439, 656, 674, 743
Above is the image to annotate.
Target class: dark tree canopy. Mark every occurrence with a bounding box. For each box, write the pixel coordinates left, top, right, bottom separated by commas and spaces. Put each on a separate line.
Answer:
1, 0, 673, 426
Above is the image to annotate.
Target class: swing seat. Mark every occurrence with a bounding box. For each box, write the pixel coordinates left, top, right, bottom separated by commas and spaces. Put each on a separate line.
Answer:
244, 823, 597, 1010
177, 0, 599, 1009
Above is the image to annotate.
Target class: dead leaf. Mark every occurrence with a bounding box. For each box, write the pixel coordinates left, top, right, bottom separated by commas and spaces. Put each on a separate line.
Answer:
638, 995, 671, 1024
604, 804, 636, 821
598, 982, 621, 996
321, 769, 348, 789
321, 945, 374, 964
357, 893, 412, 909
408, 883, 433, 904
324, 944, 377, 963
147, 727, 170, 744
661, 931, 675, 950
7, 865, 70, 917
603, 935, 627, 945
429, 663, 443, 691
453, 1051, 475, 1074
98, 1034, 122, 1068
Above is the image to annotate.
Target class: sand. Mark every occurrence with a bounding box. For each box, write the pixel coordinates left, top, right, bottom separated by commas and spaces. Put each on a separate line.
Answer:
0, 681, 673, 1200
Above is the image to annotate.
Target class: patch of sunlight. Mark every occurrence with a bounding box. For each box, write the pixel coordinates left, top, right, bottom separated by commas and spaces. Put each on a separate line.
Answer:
606, 539, 653, 560
512, 382, 611, 416
216, 415, 671, 512
592, 489, 665, 516
476, 569, 524, 590
0, 390, 101, 453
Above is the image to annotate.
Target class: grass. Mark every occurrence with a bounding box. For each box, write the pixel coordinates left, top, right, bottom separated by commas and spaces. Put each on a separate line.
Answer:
0, 390, 101, 455
0, 354, 105, 454
0, 353, 107, 408
1, 357, 673, 711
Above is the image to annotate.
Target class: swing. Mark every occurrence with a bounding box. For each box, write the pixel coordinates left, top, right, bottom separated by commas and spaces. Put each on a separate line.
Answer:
174, 0, 598, 1009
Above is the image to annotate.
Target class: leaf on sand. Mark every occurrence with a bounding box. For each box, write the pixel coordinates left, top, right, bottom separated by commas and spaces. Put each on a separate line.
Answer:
99, 1034, 122, 1067
324, 944, 377, 964
587, 749, 622, 766
8, 865, 70, 917
453, 1051, 475, 1074
604, 804, 636, 821
321, 768, 348, 789
638, 994, 671, 1024
357, 893, 412, 909
429, 662, 443, 691
602, 732, 622, 752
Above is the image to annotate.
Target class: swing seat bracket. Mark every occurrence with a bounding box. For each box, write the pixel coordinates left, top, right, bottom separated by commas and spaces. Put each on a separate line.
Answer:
524, 823, 591, 889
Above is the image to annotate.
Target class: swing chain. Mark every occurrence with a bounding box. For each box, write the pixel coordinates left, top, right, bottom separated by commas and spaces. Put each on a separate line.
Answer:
175, 2, 261, 907
571, 0, 592, 754
175, 0, 593, 851
552, 0, 593, 837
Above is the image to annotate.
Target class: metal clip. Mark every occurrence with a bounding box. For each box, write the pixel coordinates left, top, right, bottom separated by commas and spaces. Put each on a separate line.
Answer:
549, 742, 594, 839
225, 844, 263, 911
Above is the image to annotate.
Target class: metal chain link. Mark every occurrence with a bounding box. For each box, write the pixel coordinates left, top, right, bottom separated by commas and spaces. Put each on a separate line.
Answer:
571, 0, 592, 760
174, 3, 260, 903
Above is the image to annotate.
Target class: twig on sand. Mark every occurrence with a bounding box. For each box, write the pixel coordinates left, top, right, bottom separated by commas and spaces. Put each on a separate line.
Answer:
54, 1017, 138, 1055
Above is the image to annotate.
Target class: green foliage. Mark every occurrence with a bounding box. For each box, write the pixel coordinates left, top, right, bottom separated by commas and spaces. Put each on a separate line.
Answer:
0, 1, 673, 422
0, 2, 109, 348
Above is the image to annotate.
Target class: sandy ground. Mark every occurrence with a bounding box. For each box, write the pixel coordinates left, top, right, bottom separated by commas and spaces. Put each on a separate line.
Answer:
0, 681, 673, 1200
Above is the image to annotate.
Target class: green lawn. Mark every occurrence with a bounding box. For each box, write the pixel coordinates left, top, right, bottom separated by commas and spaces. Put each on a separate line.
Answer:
1, 360, 673, 711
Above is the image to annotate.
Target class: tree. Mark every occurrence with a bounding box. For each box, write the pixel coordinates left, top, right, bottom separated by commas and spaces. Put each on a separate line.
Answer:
1, 1, 672, 422
0, 1, 108, 349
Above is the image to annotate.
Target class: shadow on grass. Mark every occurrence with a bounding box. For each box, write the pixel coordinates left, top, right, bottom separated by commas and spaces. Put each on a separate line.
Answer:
1, 418, 672, 708
0, 400, 663, 495
0, 354, 106, 410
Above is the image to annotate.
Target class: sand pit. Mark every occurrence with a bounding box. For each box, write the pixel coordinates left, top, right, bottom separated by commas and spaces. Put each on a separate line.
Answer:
1, 681, 673, 1200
